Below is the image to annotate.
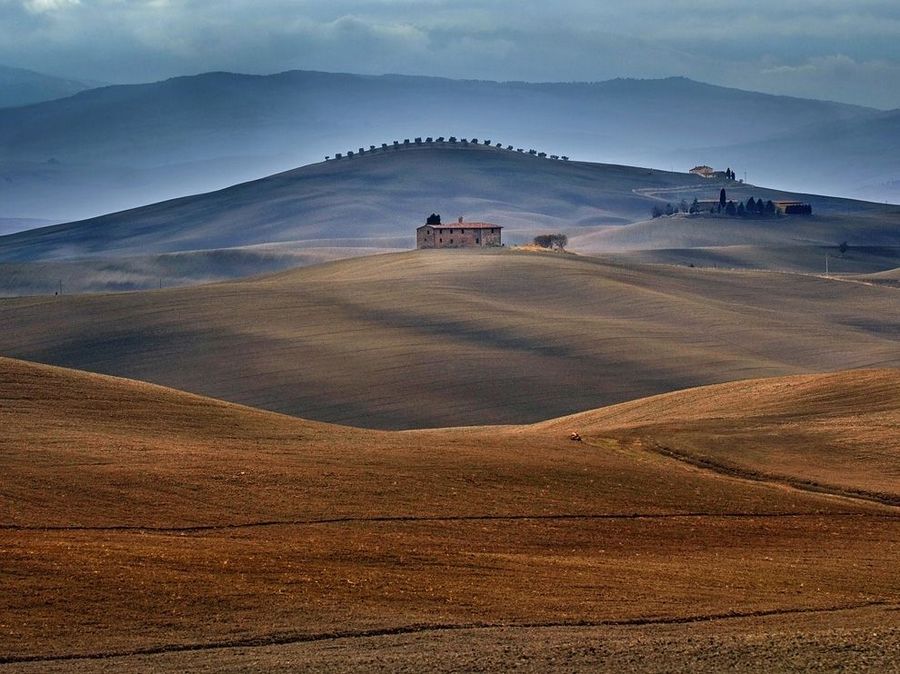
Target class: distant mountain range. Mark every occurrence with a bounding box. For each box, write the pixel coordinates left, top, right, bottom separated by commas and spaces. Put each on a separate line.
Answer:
0, 69, 894, 223
0, 65, 93, 108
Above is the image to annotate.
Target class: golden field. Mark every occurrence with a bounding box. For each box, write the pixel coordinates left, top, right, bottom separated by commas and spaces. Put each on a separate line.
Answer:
1, 249, 898, 429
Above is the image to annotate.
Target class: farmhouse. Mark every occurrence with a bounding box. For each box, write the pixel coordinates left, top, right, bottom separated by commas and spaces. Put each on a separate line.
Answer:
416, 214, 503, 249
690, 165, 716, 178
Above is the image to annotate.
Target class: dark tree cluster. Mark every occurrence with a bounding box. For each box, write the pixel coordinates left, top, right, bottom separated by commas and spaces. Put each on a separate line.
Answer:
651, 190, 779, 219
533, 233, 568, 250
718, 196, 777, 217
651, 198, 701, 218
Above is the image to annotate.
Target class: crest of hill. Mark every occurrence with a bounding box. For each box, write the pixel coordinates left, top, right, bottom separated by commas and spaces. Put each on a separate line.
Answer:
1, 249, 898, 429
0, 143, 887, 267
0, 64, 92, 109
536, 369, 900, 503
3, 356, 898, 527
0, 146, 708, 262
860, 266, 900, 280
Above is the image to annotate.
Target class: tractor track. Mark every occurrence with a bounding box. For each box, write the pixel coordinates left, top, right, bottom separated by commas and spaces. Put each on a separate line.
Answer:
643, 441, 900, 508
1, 601, 892, 665
2, 510, 897, 534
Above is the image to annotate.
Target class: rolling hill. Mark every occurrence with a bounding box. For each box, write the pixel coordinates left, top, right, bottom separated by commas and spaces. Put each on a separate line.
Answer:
0, 70, 883, 222
2, 357, 897, 669
0, 64, 92, 108
3, 144, 899, 294
693, 108, 900, 204
1, 249, 898, 429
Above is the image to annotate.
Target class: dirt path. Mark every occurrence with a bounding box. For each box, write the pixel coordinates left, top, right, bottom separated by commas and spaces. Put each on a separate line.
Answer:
3, 510, 897, 534
605, 438, 900, 509
2, 601, 892, 666
632, 185, 711, 203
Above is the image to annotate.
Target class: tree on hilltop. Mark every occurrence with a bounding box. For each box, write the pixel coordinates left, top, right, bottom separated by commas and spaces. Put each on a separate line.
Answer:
533, 233, 568, 250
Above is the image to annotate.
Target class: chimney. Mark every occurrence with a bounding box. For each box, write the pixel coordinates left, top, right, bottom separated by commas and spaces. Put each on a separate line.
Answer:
458, 216, 464, 224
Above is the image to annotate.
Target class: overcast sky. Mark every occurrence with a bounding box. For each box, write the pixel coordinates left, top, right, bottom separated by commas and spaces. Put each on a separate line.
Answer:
3, 0, 900, 108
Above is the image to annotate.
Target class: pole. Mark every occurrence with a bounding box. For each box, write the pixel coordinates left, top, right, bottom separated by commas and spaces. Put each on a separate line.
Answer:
825, 255, 829, 276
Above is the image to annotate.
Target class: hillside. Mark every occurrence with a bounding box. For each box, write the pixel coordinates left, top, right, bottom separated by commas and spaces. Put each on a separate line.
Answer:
694, 108, 900, 203
2, 357, 898, 668
0, 64, 92, 108
0, 145, 683, 261
1, 249, 898, 429
0, 70, 880, 221
3, 144, 898, 294
570, 206, 900, 273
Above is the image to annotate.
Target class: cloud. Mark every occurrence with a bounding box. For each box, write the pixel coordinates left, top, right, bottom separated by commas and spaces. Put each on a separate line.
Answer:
21, 0, 79, 13
0, 0, 898, 107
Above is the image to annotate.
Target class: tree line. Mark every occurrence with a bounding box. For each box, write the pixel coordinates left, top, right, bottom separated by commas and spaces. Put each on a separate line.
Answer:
325, 137, 569, 162
651, 189, 779, 218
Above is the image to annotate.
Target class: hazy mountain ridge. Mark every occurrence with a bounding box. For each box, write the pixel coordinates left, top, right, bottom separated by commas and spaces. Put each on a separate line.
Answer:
0, 70, 887, 222
692, 108, 900, 201
0, 65, 93, 108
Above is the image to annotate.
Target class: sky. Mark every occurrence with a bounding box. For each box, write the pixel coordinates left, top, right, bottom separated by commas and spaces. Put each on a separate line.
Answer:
2, 0, 900, 108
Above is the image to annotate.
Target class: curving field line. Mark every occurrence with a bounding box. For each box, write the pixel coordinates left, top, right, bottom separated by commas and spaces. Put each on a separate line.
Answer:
2, 511, 897, 534
632, 185, 712, 203
1, 602, 892, 666
623, 439, 900, 508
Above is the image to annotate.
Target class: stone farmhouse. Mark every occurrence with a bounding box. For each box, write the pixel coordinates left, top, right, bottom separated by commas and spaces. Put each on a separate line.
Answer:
416, 214, 503, 249
689, 165, 716, 178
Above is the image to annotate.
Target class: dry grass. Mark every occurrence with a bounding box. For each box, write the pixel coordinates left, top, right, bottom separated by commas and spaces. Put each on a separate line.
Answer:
1, 357, 898, 669
0, 249, 898, 429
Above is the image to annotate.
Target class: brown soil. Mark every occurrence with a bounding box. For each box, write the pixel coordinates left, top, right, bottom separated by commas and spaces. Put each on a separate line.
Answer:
1, 358, 898, 670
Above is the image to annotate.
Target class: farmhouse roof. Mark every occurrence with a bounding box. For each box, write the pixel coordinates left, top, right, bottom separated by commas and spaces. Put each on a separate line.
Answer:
416, 222, 502, 230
